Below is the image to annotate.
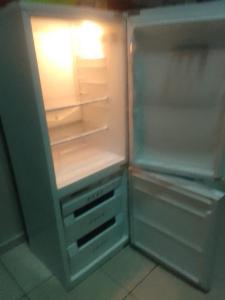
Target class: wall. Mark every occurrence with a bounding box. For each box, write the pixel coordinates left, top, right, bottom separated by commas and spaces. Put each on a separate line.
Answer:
0, 120, 26, 254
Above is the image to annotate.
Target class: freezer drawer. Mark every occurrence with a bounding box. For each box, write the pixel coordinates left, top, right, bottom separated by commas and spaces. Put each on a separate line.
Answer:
61, 177, 123, 244
67, 214, 126, 279
129, 169, 225, 291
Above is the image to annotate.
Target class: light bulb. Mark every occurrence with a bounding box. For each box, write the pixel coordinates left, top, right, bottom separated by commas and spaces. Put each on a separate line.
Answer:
74, 21, 105, 60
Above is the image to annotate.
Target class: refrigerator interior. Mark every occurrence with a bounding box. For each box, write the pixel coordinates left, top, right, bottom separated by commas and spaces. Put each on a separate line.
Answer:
31, 17, 126, 189
131, 19, 225, 178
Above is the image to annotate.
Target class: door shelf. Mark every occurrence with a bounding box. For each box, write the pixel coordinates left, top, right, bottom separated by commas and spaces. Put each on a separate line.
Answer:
45, 96, 109, 113
50, 123, 108, 147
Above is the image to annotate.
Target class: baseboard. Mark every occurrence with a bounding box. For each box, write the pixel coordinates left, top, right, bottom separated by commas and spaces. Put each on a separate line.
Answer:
0, 232, 26, 255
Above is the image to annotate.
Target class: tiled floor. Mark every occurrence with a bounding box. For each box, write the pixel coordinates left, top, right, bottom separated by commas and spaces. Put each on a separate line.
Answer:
0, 243, 225, 300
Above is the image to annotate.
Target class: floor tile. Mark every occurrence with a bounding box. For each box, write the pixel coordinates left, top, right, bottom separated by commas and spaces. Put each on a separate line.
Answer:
1, 243, 52, 293
133, 267, 217, 300
0, 261, 24, 300
101, 246, 156, 292
28, 269, 128, 300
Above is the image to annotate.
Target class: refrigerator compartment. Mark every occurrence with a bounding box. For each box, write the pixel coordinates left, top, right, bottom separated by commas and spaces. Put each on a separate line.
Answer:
62, 176, 123, 243
131, 18, 225, 179
132, 217, 211, 290
31, 17, 126, 189
131, 175, 218, 249
68, 214, 125, 276
52, 134, 124, 188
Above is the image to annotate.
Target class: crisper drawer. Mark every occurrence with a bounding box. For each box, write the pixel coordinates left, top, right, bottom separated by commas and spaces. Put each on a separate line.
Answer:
68, 214, 125, 275
61, 176, 123, 244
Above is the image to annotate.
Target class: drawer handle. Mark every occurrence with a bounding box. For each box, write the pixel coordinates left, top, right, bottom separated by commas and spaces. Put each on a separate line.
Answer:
74, 190, 114, 218
77, 217, 116, 248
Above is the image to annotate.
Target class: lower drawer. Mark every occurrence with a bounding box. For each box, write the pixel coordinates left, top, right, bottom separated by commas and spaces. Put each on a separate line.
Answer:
68, 214, 125, 275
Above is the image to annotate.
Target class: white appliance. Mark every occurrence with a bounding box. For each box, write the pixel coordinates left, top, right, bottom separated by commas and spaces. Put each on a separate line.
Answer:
1, 0, 225, 291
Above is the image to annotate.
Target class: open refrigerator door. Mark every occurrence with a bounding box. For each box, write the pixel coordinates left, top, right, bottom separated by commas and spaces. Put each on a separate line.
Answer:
128, 2, 225, 180
127, 2, 225, 291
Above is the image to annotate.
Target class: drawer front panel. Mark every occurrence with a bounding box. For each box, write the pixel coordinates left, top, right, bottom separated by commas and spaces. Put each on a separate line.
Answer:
68, 215, 125, 274
61, 177, 122, 217
62, 175, 125, 244
64, 192, 122, 244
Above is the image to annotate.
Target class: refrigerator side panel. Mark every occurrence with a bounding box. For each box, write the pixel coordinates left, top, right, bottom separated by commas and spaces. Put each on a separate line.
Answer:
0, 4, 70, 287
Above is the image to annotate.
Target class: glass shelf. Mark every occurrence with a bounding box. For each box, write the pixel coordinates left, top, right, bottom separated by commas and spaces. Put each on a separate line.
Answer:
50, 121, 108, 146
45, 96, 109, 113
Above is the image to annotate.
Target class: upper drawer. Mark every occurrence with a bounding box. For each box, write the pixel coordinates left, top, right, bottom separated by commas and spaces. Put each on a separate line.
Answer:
61, 176, 122, 217
61, 176, 125, 243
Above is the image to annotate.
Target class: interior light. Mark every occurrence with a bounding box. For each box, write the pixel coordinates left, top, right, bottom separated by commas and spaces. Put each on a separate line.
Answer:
74, 21, 105, 60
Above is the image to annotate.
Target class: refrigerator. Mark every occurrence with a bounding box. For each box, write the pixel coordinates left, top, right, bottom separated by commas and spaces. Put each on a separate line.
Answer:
1, 0, 225, 291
